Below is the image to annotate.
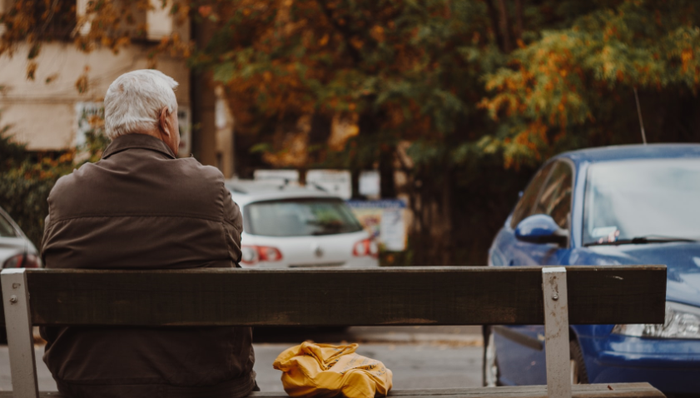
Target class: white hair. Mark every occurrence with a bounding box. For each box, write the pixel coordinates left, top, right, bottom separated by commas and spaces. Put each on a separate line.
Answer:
104, 69, 178, 139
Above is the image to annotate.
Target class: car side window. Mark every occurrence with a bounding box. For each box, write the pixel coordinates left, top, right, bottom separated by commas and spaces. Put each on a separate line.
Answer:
510, 162, 555, 229
533, 161, 573, 229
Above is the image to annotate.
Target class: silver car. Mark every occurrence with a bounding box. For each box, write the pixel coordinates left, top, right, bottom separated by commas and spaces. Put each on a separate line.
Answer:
0, 206, 41, 269
227, 180, 379, 268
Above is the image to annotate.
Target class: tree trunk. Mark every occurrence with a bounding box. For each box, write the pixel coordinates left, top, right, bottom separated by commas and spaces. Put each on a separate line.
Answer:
514, 0, 524, 42
496, 0, 513, 53
407, 167, 455, 265
379, 148, 396, 198
190, 18, 217, 166
351, 169, 361, 199
298, 168, 307, 186
440, 168, 454, 265
484, 0, 506, 52
357, 108, 395, 199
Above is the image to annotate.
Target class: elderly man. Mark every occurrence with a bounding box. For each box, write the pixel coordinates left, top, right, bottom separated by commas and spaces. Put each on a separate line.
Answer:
40, 70, 256, 398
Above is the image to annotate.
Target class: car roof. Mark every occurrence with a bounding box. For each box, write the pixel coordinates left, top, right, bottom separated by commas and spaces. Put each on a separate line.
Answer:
225, 180, 338, 204
554, 143, 700, 165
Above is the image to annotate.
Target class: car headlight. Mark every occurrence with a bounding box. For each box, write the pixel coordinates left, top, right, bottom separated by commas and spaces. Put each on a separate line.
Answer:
612, 301, 700, 339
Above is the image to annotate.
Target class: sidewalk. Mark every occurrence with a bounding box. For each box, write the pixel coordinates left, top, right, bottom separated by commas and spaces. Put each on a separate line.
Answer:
254, 325, 483, 346
347, 326, 483, 346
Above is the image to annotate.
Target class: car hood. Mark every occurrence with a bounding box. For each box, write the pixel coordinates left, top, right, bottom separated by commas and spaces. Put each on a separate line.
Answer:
572, 242, 700, 308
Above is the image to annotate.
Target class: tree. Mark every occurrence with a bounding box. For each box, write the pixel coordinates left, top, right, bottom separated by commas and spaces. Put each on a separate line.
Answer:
2, 0, 699, 265
480, 0, 700, 167
190, 0, 511, 264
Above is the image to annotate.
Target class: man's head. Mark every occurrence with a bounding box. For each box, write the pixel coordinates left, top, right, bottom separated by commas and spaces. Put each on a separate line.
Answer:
104, 70, 180, 154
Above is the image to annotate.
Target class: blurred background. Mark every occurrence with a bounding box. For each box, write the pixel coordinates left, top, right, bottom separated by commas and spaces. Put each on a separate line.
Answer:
1, 0, 699, 266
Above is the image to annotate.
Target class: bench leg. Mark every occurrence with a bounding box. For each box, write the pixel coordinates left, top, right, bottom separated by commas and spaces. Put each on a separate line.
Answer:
2, 269, 39, 398
542, 267, 571, 398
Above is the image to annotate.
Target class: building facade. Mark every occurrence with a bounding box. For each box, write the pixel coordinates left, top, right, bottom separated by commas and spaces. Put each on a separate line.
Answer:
0, 0, 210, 161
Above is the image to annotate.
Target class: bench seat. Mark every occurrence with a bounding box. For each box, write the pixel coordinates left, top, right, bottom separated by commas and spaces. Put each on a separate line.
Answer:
257, 383, 665, 397
0, 383, 665, 398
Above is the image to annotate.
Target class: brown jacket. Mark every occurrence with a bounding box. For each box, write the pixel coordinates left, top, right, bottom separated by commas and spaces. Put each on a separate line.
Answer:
41, 134, 256, 398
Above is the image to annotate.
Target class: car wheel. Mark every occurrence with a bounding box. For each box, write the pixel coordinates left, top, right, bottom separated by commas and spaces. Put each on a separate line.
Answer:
482, 326, 501, 387
570, 339, 588, 384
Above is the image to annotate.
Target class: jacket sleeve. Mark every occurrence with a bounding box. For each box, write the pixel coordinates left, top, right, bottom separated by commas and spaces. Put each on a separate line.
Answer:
223, 188, 243, 266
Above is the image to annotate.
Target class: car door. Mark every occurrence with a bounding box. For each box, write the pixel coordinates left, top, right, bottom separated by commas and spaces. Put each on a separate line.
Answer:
489, 162, 554, 268
492, 160, 574, 386
512, 160, 573, 265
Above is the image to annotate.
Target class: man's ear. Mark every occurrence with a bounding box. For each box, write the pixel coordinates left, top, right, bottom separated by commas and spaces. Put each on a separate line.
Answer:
158, 107, 171, 137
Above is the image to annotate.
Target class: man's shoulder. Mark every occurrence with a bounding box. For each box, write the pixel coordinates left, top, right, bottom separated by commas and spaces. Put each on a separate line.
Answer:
49, 162, 96, 196
172, 158, 227, 194
48, 157, 228, 212
176, 157, 225, 180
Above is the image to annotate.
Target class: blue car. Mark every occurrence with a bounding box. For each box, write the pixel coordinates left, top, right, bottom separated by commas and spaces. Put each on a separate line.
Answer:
485, 144, 700, 396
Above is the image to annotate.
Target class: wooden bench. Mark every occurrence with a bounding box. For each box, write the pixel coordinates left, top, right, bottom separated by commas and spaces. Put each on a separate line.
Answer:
1, 265, 667, 398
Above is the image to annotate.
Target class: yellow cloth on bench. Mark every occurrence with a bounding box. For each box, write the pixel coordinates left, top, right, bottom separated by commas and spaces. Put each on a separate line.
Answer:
273, 341, 393, 398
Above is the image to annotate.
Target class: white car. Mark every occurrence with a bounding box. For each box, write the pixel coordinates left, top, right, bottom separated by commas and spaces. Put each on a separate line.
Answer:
0, 206, 41, 269
0, 205, 41, 342
227, 180, 379, 268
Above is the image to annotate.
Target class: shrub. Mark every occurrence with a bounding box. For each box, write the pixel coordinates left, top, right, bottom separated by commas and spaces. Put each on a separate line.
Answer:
0, 112, 107, 248
0, 157, 73, 247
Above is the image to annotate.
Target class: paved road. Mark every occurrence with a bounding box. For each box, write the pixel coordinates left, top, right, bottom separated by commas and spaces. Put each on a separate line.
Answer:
0, 326, 484, 392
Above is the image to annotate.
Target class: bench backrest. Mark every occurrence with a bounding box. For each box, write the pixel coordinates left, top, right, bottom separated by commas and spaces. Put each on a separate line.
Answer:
1, 265, 666, 327
1, 265, 667, 398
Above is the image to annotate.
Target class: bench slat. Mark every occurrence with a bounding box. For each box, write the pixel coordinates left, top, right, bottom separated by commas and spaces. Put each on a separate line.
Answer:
1, 266, 665, 327
0, 383, 666, 397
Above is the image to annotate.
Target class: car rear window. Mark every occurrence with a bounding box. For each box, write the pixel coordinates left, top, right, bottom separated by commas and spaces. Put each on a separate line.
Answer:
244, 198, 363, 237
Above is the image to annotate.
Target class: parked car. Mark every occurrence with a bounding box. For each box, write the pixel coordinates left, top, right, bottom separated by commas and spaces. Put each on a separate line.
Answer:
0, 205, 41, 343
0, 206, 41, 270
227, 180, 379, 268
485, 144, 700, 396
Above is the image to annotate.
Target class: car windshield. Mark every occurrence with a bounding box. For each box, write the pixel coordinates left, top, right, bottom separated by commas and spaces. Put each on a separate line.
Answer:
0, 212, 17, 237
583, 158, 700, 245
244, 198, 363, 237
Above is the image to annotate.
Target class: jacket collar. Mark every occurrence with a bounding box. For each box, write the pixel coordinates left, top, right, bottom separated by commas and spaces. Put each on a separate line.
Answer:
102, 134, 176, 160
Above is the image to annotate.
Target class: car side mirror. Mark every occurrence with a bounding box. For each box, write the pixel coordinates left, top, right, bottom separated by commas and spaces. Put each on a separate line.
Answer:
515, 214, 568, 247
